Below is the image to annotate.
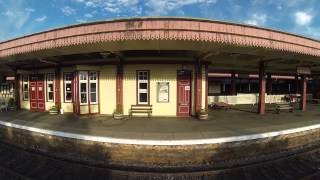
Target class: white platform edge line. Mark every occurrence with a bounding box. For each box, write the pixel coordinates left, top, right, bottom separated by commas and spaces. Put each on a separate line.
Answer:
0, 120, 320, 146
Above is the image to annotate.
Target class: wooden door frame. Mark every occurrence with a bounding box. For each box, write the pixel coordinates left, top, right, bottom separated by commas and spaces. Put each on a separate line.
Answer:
176, 70, 192, 117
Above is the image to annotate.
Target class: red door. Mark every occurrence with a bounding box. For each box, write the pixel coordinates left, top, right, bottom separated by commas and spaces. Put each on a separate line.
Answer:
30, 75, 45, 111
177, 70, 192, 117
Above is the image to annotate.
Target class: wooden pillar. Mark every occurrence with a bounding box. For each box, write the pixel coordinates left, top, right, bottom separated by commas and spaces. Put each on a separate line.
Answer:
258, 62, 266, 115
231, 72, 237, 95
205, 64, 209, 109
267, 74, 272, 95
14, 71, 21, 110
116, 60, 123, 112
300, 76, 307, 111
195, 61, 202, 113
54, 66, 61, 111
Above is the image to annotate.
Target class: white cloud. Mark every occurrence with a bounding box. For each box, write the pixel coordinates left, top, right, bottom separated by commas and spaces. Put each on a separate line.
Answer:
245, 13, 267, 26
1, 3, 34, 29
146, 0, 217, 15
294, 11, 313, 26
84, 13, 93, 18
35, 16, 47, 22
61, 6, 76, 16
73, 0, 217, 16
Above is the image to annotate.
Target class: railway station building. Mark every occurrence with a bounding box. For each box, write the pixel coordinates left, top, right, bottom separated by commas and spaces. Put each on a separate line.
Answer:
0, 17, 320, 116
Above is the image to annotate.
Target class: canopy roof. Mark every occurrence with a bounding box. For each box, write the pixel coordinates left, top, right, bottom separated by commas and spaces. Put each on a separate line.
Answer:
1, 17, 320, 74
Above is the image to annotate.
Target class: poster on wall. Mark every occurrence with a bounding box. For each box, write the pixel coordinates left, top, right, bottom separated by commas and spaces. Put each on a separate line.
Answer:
157, 82, 169, 103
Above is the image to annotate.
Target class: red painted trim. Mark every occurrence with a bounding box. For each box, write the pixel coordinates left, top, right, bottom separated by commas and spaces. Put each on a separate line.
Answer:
258, 62, 266, 115
196, 64, 202, 113
205, 64, 208, 110
300, 76, 307, 111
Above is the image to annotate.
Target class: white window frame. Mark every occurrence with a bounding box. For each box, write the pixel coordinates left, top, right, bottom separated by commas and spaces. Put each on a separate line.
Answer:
79, 71, 88, 105
46, 73, 55, 102
137, 71, 149, 105
64, 73, 73, 103
89, 72, 98, 104
22, 75, 29, 100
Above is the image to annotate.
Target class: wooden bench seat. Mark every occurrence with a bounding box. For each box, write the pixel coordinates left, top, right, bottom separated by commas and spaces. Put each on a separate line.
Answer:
129, 105, 152, 118
275, 103, 293, 114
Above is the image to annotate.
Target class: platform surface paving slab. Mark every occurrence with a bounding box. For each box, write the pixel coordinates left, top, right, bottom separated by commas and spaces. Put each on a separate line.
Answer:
0, 104, 320, 140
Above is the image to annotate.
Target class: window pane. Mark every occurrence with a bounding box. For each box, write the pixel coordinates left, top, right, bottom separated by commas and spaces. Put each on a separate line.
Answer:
139, 93, 147, 102
65, 73, 73, 81
24, 92, 29, 99
48, 92, 54, 100
139, 83, 147, 89
81, 93, 87, 103
24, 84, 28, 90
48, 84, 54, 92
66, 83, 72, 91
90, 83, 96, 92
66, 92, 72, 101
90, 93, 96, 103
90, 72, 97, 80
80, 83, 87, 93
80, 72, 87, 80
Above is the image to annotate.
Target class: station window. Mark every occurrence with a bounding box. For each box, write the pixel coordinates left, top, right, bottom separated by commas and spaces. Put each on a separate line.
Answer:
78, 71, 99, 105
46, 74, 55, 102
137, 71, 149, 104
89, 72, 98, 104
64, 73, 73, 102
79, 71, 88, 105
22, 75, 29, 100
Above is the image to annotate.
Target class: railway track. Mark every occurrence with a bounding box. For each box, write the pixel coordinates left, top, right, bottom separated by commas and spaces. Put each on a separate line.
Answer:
0, 141, 320, 180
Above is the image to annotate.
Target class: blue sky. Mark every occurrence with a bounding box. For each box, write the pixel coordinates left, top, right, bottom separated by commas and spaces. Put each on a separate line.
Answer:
0, 0, 320, 42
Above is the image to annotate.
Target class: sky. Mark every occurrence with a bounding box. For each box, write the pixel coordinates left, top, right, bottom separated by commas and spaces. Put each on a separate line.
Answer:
0, 0, 320, 42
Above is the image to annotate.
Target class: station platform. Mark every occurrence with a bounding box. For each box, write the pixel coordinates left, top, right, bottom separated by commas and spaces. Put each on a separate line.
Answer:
0, 104, 320, 142
1, 104, 320, 171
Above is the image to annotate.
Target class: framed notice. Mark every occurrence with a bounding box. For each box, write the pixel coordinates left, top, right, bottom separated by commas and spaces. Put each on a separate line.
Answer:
157, 82, 169, 103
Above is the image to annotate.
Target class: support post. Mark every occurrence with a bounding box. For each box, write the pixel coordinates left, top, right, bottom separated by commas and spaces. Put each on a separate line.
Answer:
205, 64, 209, 110
54, 66, 61, 111
231, 72, 237, 95
267, 74, 272, 95
116, 59, 123, 113
195, 60, 202, 113
300, 76, 307, 111
258, 62, 266, 115
14, 71, 21, 110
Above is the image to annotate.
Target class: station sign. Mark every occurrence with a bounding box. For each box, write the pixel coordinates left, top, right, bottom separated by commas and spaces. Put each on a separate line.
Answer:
297, 66, 311, 75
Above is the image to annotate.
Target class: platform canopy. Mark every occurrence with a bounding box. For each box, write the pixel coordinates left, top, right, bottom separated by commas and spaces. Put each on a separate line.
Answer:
0, 17, 320, 75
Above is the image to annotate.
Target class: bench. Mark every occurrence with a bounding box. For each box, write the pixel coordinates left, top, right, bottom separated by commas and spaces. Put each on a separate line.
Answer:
311, 99, 320, 104
275, 103, 293, 114
209, 102, 232, 110
129, 105, 152, 118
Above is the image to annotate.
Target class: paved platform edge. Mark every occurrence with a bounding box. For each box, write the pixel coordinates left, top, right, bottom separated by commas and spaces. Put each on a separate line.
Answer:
1, 119, 320, 145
